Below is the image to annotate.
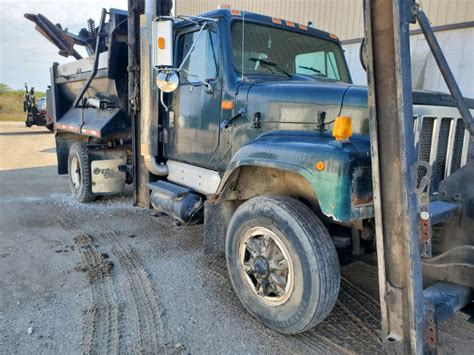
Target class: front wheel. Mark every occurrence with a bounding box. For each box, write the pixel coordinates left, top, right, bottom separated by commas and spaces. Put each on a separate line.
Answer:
68, 142, 95, 203
226, 196, 340, 334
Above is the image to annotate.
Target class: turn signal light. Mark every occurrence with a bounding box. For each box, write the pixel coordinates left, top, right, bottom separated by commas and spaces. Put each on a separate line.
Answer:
158, 37, 165, 49
221, 100, 234, 110
315, 161, 326, 171
332, 116, 352, 141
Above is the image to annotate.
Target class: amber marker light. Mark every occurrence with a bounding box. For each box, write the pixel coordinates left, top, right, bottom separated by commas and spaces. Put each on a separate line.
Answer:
158, 37, 165, 49
332, 116, 353, 141
315, 161, 326, 171
221, 100, 234, 110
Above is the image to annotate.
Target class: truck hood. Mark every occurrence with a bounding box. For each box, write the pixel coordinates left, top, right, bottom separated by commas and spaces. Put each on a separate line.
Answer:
245, 79, 352, 129
245, 79, 474, 136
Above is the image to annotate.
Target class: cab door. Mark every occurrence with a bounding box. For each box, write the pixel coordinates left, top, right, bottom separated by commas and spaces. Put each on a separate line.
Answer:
166, 25, 221, 169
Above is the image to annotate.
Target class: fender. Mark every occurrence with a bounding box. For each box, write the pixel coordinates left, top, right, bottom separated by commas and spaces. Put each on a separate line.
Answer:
218, 131, 374, 222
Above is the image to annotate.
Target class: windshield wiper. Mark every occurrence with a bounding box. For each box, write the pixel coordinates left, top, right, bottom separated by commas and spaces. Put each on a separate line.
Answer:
298, 65, 327, 77
249, 58, 292, 78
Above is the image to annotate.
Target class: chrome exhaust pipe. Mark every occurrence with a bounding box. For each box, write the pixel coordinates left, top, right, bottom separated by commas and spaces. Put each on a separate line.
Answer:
139, 1, 167, 176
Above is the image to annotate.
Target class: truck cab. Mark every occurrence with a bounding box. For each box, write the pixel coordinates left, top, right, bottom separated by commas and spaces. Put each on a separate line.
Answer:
157, 9, 375, 223
35, 5, 472, 335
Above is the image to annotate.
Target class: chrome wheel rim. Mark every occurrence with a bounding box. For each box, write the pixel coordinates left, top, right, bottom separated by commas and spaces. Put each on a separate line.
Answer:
70, 156, 81, 189
239, 226, 294, 306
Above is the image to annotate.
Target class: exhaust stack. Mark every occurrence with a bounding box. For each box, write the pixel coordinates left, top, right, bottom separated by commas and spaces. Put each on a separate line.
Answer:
139, 0, 168, 176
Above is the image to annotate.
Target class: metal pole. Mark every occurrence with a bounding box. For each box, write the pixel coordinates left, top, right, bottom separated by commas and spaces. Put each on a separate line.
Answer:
416, 9, 474, 135
128, 0, 149, 206
364, 0, 425, 353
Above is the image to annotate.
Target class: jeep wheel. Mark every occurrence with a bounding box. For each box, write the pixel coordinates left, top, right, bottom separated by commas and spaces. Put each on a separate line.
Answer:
68, 142, 95, 203
226, 196, 340, 334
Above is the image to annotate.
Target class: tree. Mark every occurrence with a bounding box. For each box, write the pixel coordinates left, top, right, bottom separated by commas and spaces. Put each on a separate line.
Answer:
0, 83, 12, 94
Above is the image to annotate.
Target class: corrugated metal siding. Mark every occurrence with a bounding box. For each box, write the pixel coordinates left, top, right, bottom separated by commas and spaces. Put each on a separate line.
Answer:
343, 27, 474, 97
175, 0, 474, 40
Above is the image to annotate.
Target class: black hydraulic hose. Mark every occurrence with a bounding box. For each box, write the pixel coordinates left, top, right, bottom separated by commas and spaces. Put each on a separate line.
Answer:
73, 8, 108, 108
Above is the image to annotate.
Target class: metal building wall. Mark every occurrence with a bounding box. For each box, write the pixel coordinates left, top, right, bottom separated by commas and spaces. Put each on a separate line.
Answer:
344, 27, 474, 97
175, 0, 474, 40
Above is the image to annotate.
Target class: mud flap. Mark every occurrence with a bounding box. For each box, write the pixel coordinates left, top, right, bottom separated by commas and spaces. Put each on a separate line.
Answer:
91, 159, 126, 194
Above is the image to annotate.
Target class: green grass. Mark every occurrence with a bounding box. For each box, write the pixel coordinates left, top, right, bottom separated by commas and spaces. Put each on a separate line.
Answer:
0, 87, 46, 122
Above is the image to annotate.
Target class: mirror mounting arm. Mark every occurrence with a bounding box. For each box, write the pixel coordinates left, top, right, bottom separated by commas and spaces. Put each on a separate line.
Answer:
178, 21, 208, 71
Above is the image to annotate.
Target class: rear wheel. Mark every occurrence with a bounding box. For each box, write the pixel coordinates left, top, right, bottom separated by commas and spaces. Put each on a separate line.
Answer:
68, 142, 95, 203
226, 195, 340, 334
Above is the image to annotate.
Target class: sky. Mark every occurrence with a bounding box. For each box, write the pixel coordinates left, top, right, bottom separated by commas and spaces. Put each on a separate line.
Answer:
0, 0, 128, 91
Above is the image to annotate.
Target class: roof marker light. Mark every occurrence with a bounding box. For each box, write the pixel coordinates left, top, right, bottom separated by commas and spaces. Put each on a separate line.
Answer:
286, 20, 295, 27
299, 24, 307, 30
272, 18, 282, 25
230, 9, 241, 16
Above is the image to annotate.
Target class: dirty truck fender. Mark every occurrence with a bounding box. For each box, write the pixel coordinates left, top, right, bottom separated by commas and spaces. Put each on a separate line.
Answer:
218, 131, 374, 222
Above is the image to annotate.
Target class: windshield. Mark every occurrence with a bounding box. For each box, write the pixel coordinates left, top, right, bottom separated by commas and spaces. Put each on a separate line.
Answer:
232, 21, 350, 82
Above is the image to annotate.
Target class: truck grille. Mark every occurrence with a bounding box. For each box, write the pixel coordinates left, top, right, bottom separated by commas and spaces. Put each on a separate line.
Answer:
414, 106, 470, 194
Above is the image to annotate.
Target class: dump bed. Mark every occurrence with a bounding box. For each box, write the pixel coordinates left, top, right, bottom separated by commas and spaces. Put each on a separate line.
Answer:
33, 8, 131, 138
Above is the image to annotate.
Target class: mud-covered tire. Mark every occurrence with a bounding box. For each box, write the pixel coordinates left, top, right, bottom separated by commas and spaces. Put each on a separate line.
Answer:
68, 142, 95, 203
25, 120, 32, 127
226, 195, 340, 334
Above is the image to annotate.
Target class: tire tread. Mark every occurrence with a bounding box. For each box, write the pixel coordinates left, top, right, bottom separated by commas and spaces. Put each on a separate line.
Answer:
227, 195, 340, 334
68, 142, 95, 203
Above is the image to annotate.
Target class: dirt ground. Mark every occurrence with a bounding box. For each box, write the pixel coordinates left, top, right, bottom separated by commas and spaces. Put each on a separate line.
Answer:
0, 121, 473, 354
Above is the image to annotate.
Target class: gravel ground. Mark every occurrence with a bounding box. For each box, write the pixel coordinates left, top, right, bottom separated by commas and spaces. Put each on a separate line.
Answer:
0, 122, 473, 354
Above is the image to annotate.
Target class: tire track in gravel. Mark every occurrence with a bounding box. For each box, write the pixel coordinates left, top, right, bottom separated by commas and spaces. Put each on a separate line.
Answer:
57, 212, 166, 354
99, 230, 165, 353
82, 217, 167, 354
72, 234, 119, 354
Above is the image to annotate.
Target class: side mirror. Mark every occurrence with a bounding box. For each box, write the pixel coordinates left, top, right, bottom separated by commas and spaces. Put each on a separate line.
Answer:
156, 70, 179, 93
152, 19, 173, 68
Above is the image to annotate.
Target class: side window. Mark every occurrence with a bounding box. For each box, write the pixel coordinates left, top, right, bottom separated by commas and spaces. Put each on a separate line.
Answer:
295, 51, 341, 80
179, 28, 219, 84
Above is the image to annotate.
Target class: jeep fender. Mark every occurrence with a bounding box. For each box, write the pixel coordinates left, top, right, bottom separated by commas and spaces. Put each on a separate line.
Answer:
218, 131, 374, 222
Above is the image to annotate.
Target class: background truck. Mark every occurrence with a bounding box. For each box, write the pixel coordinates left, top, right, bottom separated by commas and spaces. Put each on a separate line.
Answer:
27, 0, 473, 339
23, 83, 52, 130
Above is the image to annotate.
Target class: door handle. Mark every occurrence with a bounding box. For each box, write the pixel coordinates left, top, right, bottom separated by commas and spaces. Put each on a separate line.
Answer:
221, 107, 246, 129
